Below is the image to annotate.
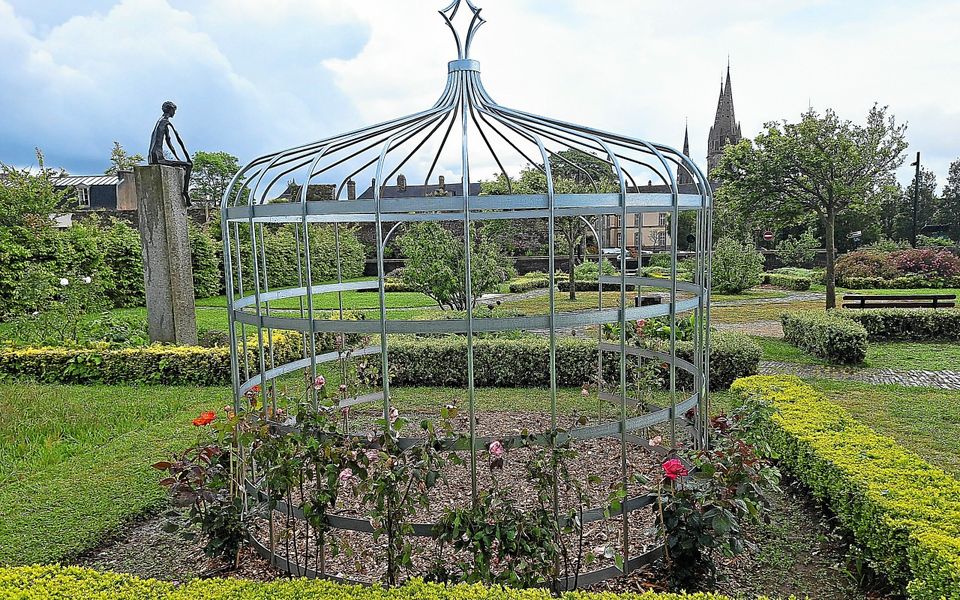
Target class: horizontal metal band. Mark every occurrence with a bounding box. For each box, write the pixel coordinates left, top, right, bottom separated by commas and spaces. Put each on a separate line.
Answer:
569, 392, 698, 438
239, 346, 381, 397
449, 59, 481, 72
232, 298, 702, 334
597, 343, 698, 375
232, 280, 379, 309
223, 193, 710, 223
598, 275, 703, 296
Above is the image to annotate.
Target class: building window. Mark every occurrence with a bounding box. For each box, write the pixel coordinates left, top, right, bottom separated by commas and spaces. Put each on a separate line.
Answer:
658, 212, 667, 227
76, 186, 90, 208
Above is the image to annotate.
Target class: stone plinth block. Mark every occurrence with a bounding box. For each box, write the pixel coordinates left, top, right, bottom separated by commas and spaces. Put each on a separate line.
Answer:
135, 165, 198, 346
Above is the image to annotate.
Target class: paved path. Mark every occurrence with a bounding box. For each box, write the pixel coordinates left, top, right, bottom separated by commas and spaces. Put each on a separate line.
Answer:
712, 291, 825, 307
715, 320, 783, 338
760, 361, 960, 390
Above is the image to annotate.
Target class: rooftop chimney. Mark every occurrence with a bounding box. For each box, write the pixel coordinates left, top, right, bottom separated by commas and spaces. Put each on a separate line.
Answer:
397, 174, 407, 193
347, 179, 356, 200
438, 175, 446, 194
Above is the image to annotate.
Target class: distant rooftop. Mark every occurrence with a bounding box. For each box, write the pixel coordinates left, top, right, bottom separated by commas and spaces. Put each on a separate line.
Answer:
53, 175, 120, 187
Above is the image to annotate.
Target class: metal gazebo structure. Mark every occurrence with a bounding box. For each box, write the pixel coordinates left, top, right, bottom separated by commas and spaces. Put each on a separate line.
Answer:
221, 0, 712, 587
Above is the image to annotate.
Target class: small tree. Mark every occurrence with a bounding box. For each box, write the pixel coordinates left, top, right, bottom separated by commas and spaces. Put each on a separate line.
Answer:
938, 158, 960, 241
775, 228, 818, 267
192, 151, 241, 221
712, 237, 763, 294
398, 222, 511, 310
105, 142, 144, 175
715, 105, 907, 308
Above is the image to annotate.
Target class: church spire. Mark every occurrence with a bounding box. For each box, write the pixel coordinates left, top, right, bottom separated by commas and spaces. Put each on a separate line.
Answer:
707, 59, 742, 174
677, 120, 694, 186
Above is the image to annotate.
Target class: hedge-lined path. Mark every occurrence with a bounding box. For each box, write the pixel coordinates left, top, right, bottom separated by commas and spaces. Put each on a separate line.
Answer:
760, 360, 960, 390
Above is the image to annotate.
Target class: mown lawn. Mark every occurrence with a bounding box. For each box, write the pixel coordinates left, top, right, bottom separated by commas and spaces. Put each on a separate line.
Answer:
711, 301, 823, 324
811, 379, 960, 477
754, 337, 960, 372
0, 383, 223, 565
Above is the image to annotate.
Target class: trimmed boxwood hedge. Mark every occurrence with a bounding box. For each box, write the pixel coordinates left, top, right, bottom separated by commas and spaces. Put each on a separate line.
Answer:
780, 311, 867, 364
382, 331, 759, 391
732, 376, 960, 599
508, 274, 551, 293
762, 273, 811, 291
840, 308, 960, 342
0, 332, 302, 386
0, 566, 758, 599
841, 275, 960, 290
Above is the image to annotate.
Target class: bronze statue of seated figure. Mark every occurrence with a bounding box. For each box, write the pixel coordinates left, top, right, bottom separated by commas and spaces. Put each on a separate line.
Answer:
148, 101, 192, 206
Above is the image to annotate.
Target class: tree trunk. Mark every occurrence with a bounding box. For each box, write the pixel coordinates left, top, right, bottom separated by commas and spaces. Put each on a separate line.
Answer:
568, 245, 577, 301
824, 212, 837, 310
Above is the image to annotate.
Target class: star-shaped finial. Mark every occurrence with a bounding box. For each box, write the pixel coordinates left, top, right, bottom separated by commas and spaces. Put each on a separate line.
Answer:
439, 0, 486, 60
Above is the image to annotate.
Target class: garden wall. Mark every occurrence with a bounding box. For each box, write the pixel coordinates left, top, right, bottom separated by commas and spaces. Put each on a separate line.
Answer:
732, 375, 960, 599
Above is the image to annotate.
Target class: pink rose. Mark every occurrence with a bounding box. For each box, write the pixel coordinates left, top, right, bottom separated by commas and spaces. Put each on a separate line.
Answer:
581, 387, 590, 397
388, 406, 399, 424
338, 468, 353, 482
488, 440, 505, 458
312, 375, 326, 390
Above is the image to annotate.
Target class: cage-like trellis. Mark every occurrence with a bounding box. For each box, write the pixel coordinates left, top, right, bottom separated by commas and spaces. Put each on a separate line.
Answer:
222, 0, 712, 588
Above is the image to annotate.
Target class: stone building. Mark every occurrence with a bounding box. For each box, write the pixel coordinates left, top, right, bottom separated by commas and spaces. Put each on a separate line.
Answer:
706, 63, 742, 174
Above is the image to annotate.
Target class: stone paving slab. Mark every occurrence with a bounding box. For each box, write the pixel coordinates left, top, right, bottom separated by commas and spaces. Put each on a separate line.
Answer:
760, 361, 960, 390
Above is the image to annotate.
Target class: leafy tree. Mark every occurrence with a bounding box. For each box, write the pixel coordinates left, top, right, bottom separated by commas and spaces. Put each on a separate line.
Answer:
711, 237, 763, 294
192, 151, 241, 218
483, 149, 617, 300
903, 166, 938, 245
775, 228, 819, 267
0, 149, 65, 227
105, 141, 144, 175
398, 222, 512, 310
715, 106, 908, 308
938, 158, 960, 241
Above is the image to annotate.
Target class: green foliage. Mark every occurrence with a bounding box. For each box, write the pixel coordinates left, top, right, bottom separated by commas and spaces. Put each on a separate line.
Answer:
762, 273, 811, 291
190, 150, 240, 206
715, 105, 908, 308
573, 260, 617, 281
0, 332, 301, 386
378, 332, 758, 391
780, 311, 867, 364
398, 222, 512, 310
104, 141, 143, 175
189, 223, 223, 298
732, 375, 960, 599
98, 218, 145, 308
645, 402, 780, 589
918, 235, 955, 248
774, 229, 818, 267
841, 308, 960, 342
507, 272, 551, 293
711, 237, 763, 294
0, 565, 763, 599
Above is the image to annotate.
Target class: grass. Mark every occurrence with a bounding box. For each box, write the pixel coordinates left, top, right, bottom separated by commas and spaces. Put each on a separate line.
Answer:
711, 288, 790, 302
0, 383, 223, 565
810, 379, 960, 477
711, 301, 823, 324
196, 290, 438, 311
754, 336, 960, 372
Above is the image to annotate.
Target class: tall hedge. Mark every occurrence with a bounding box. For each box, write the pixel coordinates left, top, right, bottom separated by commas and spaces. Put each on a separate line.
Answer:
732, 376, 960, 599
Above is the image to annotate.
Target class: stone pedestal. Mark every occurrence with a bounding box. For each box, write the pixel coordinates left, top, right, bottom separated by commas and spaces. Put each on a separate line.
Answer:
135, 165, 198, 345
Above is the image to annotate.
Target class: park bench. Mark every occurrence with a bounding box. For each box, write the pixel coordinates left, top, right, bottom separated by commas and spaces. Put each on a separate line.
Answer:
842, 293, 957, 309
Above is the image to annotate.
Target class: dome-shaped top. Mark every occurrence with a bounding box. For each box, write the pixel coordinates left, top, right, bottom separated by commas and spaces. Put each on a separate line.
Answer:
221, 0, 710, 214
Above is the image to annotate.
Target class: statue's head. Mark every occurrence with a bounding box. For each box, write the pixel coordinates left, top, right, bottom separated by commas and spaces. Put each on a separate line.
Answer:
162, 101, 177, 117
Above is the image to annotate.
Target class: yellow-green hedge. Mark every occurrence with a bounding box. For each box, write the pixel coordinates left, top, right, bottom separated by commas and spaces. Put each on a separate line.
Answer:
0, 332, 302, 386
0, 566, 777, 600
731, 375, 960, 600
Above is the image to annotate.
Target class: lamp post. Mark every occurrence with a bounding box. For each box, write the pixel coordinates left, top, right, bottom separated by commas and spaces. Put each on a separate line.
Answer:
911, 151, 921, 248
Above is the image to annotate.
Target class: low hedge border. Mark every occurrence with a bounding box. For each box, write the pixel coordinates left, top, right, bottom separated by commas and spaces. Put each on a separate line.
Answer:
780, 311, 867, 364
508, 274, 552, 293
839, 308, 960, 342
382, 331, 759, 391
731, 376, 960, 599
840, 275, 960, 289
0, 332, 302, 386
762, 273, 811, 291
0, 566, 762, 599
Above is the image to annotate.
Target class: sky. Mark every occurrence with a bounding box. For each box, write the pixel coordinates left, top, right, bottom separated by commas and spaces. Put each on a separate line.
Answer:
1, 0, 958, 188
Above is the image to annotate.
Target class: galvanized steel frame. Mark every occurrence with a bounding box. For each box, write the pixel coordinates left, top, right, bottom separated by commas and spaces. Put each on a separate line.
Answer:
220, 0, 713, 587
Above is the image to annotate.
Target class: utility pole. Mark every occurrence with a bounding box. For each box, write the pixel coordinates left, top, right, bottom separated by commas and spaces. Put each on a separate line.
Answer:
911, 151, 921, 248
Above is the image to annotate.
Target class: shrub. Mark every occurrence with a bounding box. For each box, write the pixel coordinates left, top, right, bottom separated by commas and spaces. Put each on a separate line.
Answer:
775, 229, 818, 267
762, 273, 811, 291
768, 266, 814, 279
508, 272, 551, 293
780, 311, 867, 364
0, 565, 757, 599
573, 260, 616, 281
732, 375, 960, 599
711, 237, 763, 294
97, 219, 145, 308
841, 308, 960, 342
189, 222, 223, 298
0, 332, 301, 386
649, 252, 673, 268
918, 235, 956, 248
889, 248, 960, 278
841, 275, 960, 290
379, 332, 759, 391
835, 248, 900, 283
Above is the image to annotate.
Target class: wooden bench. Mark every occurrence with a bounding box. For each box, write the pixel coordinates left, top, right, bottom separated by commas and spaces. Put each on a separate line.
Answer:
842, 294, 957, 309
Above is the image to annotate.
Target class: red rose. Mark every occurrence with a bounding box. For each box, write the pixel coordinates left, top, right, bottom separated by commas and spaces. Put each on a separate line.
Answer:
192, 411, 216, 427
662, 458, 688, 480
